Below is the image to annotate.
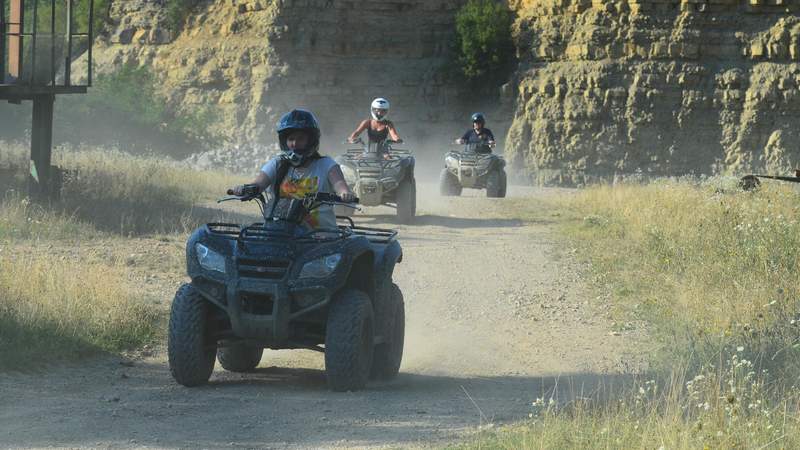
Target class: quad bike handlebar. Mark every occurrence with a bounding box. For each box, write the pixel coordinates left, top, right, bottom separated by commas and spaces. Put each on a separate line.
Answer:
219, 187, 358, 206
346, 137, 403, 145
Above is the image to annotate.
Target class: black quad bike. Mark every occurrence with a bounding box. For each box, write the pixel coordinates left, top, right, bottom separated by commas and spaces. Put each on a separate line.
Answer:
336, 138, 416, 224
440, 142, 507, 198
168, 184, 405, 391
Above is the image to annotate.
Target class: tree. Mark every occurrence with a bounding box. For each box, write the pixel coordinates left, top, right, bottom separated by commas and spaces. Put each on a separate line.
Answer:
454, 0, 514, 84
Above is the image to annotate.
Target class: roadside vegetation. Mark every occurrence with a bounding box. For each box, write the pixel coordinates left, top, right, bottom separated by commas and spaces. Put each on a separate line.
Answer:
0, 143, 243, 370
463, 178, 800, 449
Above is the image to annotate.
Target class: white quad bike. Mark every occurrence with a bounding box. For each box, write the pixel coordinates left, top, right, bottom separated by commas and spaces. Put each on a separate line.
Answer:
440, 142, 507, 198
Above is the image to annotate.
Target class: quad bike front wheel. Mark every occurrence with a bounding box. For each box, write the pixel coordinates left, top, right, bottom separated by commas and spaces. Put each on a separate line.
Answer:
218, 343, 263, 372
168, 283, 217, 387
439, 168, 462, 196
486, 169, 507, 198
370, 283, 405, 380
396, 178, 416, 224
325, 289, 375, 391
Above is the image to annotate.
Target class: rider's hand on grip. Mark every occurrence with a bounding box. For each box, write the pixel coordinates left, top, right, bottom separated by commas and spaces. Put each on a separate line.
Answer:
339, 192, 358, 203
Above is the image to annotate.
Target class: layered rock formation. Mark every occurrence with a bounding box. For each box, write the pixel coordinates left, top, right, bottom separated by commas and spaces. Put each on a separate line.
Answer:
93, 0, 477, 156
507, 0, 800, 183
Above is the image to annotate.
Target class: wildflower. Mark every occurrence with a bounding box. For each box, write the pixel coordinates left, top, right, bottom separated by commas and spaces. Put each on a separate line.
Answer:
737, 346, 744, 352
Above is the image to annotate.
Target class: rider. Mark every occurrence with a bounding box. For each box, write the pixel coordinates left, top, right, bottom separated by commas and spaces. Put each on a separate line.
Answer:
230, 109, 356, 230
455, 113, 496, 152
347, 98, 403, 158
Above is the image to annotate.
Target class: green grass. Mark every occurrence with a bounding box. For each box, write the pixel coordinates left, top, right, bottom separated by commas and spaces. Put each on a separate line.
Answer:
462, 178, 800, 449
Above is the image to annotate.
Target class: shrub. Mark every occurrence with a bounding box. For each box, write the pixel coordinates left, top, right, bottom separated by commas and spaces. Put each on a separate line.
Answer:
454, 0, 515, 84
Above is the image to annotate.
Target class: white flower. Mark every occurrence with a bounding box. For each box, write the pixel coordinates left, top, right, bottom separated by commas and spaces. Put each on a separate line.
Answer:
737, 346, 744, 352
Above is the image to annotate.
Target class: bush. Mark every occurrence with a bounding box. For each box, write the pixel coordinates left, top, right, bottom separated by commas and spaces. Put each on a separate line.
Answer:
454, 0, 515, 84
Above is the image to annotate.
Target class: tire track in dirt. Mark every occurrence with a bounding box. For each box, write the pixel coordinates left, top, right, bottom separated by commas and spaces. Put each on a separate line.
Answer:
0, 184, 643, 449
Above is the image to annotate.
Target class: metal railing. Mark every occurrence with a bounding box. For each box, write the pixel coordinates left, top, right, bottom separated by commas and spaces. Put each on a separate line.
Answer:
1, 0, 94, 88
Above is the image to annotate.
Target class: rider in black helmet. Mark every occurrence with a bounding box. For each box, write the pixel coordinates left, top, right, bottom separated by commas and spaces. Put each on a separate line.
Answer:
455, 113, 496, 152
230, 109, 356, 229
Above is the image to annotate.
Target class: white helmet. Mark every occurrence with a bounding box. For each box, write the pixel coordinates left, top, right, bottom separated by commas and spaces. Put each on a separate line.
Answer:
371, 98, 390, 121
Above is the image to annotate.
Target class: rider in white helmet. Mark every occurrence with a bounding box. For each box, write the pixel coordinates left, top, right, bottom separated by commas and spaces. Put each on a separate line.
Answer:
347, 98, 403, 158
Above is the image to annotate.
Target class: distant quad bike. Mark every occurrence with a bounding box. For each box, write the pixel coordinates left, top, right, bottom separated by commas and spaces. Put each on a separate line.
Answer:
336, 138, 416, 223
168, 184, 405, 392
440, 142, 507, 198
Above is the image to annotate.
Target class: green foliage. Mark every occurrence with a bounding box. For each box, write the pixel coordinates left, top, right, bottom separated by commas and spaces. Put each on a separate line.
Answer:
454, 0, 514, 84
166, 0, 202, 31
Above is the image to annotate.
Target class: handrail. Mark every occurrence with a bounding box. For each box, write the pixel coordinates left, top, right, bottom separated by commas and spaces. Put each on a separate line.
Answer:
0, 0, 94, 88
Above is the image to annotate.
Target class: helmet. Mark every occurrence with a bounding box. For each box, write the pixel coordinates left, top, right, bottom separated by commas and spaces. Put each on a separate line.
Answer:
471, 112, 486, 124
371, 98, 390, 121
276, 109, 321, 166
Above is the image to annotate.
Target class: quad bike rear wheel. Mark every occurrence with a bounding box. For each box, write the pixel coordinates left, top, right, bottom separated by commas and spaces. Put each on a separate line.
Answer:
439, 168, 462, 196
218, 343, 263, 372
370, 283, 405, 380
396, 178, 416, 224
168, 284, 217, 387
486, 169, 507, 198
325, 289, 375, 391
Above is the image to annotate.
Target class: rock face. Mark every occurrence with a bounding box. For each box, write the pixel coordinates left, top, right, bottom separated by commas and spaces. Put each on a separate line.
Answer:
507, 0, 800, 183
94, 0, 478, 159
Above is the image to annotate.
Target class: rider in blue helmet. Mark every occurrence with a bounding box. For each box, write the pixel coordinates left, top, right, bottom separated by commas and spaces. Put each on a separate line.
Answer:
455, 113, 496, 152
230, 109, 356, 229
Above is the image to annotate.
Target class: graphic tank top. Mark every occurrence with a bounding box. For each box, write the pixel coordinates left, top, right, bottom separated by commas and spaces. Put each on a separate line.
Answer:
261, 156, 339, 230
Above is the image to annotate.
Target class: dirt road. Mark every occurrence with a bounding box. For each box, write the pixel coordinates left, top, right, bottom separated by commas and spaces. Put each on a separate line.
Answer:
0, 185, 641, 449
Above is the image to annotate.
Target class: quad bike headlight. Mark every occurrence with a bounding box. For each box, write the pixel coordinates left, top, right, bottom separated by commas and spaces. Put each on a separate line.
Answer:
299, 253, 342, 279
195, 243, 226, 274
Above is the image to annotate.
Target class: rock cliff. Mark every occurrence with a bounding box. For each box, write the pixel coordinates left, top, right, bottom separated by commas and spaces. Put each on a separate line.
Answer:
507, 0, 800, 183
94, 0, 477, 155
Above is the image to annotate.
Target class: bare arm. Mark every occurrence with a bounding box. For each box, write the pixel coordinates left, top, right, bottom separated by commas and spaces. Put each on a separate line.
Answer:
231, 171, 271, 195
328, 165, 357, 202
348, 120, 370, 143
387, 122, 402, 142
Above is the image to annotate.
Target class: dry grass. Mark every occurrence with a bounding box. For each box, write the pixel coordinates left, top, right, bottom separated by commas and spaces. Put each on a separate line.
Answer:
0, 143, 247, 370
1, 142, 243, 235
463, 178, 800, 449
0, 253, 160, 370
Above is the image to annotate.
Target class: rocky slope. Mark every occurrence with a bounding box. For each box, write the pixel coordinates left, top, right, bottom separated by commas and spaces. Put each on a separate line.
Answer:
93, 0, 800, 181
507, 0, 800, 183
93, 0, 479, 160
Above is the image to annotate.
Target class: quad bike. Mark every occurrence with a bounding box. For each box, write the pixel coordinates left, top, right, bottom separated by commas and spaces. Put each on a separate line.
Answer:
336, 138, 416, 224
440, 142, 507, 198
168, 183, 405, 392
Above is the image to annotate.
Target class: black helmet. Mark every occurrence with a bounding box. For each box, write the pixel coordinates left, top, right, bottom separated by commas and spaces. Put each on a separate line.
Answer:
277, 109, 321, 156
471, 112, 486, 124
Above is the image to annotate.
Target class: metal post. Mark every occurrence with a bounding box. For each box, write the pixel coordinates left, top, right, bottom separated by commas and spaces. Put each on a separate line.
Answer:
88, 0, 93, 85
50, 0, 54, 86
29, 0, 36, 84
65, 0, 72, 86
29, 94, 55, 200
1, 0, 6, 81
8, 0, 20, 80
